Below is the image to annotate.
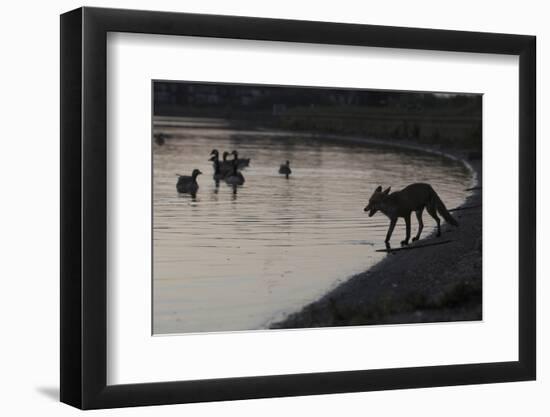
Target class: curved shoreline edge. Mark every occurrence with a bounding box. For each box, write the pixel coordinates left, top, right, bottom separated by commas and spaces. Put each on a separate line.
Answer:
270, 136, 482, 329
316, 133, 479, 189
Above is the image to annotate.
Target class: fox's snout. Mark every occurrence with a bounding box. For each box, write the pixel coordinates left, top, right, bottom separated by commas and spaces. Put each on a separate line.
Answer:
364, 205, 376, 217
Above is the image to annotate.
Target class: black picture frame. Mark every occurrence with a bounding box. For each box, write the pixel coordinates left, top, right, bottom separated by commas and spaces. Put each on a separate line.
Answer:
60, 6, 536, 410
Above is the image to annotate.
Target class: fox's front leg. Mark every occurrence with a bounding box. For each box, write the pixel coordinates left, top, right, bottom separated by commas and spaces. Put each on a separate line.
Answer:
401, 214, 411, 246
385, 218, 397, 249
412, 209, 424, 242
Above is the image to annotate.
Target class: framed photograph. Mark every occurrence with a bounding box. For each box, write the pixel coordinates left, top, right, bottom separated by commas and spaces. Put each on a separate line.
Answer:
60, 7, 536, 409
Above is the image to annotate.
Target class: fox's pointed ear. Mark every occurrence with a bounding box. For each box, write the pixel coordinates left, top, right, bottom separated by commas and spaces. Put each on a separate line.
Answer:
383, 187, 391, 195
375, 186, 382, 192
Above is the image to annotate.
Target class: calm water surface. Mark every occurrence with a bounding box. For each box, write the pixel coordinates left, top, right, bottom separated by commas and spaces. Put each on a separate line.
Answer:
153, 117, 472, 334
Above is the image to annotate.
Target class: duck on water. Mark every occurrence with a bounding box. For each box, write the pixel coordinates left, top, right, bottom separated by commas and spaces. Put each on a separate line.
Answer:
225, 155, 245, 186
279, 160, 292, 179
153, 133, 171, 146
209, 153, 228, 182
210, 149, 233, 176
176, 169, 202, 196
229, 150, 250, 169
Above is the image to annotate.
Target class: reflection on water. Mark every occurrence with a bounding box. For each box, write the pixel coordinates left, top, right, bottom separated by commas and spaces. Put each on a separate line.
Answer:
153, 118, 471, 334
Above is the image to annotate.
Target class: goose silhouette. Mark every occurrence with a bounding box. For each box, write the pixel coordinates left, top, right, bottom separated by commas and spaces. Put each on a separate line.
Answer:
153, 133, 169, 146
230, 150, 250, 169
210, 149, 233, 175
209, 154, 227, 181
279, 160, 292, 179
225, 158, 245, 186
176, 169, 202, 195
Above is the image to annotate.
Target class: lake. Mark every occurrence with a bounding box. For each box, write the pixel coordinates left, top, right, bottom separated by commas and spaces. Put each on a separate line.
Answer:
153, 117, 472, 334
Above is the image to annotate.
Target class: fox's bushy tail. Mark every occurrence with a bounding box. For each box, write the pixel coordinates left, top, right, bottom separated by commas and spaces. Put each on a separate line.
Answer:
434, 193, 458, 226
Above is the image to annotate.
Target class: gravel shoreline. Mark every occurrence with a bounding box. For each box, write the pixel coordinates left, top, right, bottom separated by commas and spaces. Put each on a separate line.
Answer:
271, 142, 482, 329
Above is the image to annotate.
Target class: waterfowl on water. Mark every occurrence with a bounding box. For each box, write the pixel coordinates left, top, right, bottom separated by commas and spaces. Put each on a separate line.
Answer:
209, 154, 227, 181
209, 149, 233, 176
230, 150, 250, 169
210, 149, 233, 178
153, 133, 170, 145
176, 169, 202, 195
278, 160, 292, 179
221, 150, 236, 170
225, 159, 245, 186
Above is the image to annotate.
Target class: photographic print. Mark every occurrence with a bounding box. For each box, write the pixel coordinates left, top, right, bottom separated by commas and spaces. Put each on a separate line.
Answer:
152, 81, 482, 335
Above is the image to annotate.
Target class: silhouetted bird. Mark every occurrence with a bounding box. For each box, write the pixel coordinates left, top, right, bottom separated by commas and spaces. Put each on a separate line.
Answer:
221, 150, 236, 170
231, 150, 250, 169
210, 149, 233, 177
209, 155, 227, 181
225, 159, 245, 186
279, 160, 292, 179
154, 133, 169, 145
176, 169, 202, 195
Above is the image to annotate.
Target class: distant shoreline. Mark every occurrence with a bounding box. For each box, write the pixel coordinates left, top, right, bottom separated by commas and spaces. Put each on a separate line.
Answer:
270, 138, 482, 329
154, 110, 482, 153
